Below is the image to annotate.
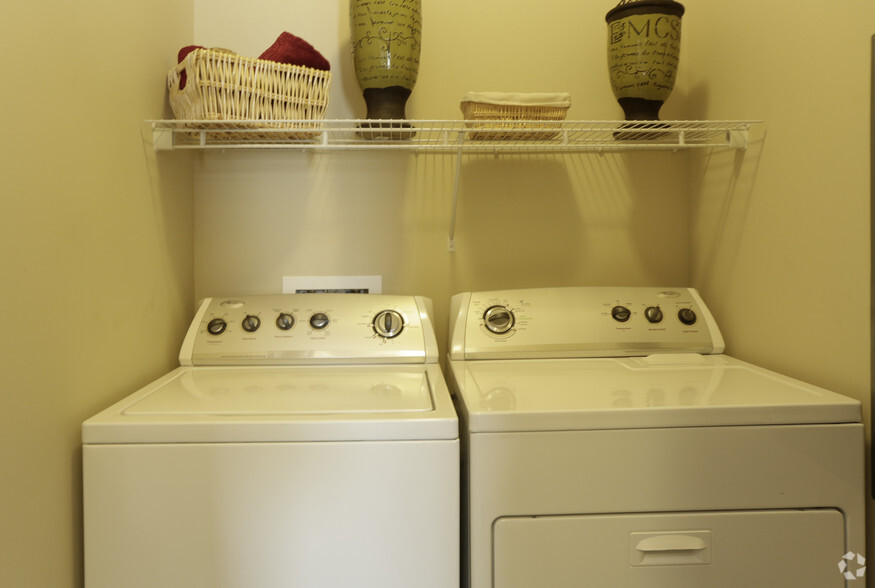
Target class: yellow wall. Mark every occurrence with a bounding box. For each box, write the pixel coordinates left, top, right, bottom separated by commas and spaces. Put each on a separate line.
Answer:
0, 0, 871, 586
685, 1, 873, 567
688, 0, 871, 400
191, 0, 692, 351
0, 2, 195, 586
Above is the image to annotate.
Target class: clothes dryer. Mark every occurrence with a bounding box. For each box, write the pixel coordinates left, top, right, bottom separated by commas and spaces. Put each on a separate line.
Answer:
83, 293, 458, 588
447, 286, 864, 588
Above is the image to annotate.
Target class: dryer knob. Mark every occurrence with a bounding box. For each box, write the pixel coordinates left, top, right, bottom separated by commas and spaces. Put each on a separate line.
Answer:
484, 305, 515, 335
678, 308, 697, 325
241, 314, 261, 332
611, 305, 631, 322
309, 312, 330, 330
373, 310, 405, 339
645, 306, 664, 324
276, 313, 295, 331
207, 317, 227, 335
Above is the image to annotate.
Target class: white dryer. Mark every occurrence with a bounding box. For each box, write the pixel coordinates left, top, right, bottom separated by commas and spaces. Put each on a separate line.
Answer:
447, 286, 865, 588
83, 294, 459, 588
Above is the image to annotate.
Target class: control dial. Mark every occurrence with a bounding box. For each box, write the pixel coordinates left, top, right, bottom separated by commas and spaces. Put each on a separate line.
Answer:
678, 308, 697, 325
373, 310, 405, 339
275, 313, 295, 331
309, 312, 330, 330
611, 305, 631, 322
241, 314, 261, 332
644, 306, 664, 324
483, 305, 515, 335
207, 317, 227, 335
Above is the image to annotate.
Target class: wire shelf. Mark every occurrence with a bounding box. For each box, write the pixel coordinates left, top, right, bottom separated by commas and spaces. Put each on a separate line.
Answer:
147, 118, 762, 252
148, 119, 758, 152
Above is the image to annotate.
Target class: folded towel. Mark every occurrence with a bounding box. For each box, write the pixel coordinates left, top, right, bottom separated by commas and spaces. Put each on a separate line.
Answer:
176, 45, 204, 90
461, 92, 572, 108
259, 32, 330, 71
177, 45, 205, 63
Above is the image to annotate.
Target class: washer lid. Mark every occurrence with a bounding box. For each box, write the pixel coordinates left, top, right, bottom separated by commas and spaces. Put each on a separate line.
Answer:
83, 365, 458, 443
450, 354, 862, 433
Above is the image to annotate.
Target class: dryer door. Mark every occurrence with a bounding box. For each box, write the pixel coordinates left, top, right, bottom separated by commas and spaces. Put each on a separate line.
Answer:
493, 509, 846, 587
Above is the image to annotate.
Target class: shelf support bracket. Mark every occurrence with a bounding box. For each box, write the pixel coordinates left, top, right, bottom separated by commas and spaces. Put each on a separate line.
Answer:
729, 129, 749, 150
148, 122, 174, 151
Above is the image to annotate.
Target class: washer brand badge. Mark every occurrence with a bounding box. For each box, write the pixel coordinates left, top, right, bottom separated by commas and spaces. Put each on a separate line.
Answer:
838, 551, 866, 580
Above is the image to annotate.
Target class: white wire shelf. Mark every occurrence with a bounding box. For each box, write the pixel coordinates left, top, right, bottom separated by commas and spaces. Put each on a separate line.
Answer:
149, 118, 761, 252
148, 119, 758, 152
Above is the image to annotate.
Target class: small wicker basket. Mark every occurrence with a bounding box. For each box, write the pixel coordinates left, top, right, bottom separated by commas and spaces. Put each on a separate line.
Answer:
460, 92, 571, 140
167, 48, 332, 141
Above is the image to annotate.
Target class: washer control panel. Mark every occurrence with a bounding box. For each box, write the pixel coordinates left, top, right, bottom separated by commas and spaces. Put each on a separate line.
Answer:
180, 294, 438, 366
449, 287, 725, 360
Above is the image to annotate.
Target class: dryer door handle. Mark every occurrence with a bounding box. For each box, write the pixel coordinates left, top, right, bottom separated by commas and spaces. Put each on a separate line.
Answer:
630, 531, 712, 566
635, 534, 707, 553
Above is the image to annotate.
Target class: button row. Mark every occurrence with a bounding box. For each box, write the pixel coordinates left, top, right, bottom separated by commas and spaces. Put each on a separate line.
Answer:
206, 310, 405, 339
611, 305, 697, 326
208, 314, 299, 335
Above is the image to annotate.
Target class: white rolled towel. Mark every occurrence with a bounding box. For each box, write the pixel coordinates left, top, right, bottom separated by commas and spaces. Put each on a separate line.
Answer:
461, 92, 571, 108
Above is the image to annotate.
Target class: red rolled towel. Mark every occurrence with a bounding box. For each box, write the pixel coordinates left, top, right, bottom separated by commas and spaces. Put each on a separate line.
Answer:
176, 45, 204, 90
177, 45, 204, 63
258, 32, 330, 71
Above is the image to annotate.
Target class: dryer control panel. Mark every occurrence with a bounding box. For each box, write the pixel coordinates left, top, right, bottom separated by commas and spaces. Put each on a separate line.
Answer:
180, 294, 439, 365
449, 287, 725, 360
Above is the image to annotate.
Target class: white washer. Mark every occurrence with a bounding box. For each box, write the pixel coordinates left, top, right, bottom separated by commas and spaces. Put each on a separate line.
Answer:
447, 286, 865, 588
83, 294, 459, 588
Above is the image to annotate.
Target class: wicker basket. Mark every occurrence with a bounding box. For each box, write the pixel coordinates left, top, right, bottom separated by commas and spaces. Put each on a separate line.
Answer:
168, 48, 332, 141
461, 92, 571, 140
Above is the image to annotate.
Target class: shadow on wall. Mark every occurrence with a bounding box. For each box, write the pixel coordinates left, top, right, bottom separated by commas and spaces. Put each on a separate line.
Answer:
870, 34, 874, 500
141, 129, 196, 308
191, 149, 418, 297
452, 155, 581, 287
452, 150, 690, 291
689, 128, 766, 298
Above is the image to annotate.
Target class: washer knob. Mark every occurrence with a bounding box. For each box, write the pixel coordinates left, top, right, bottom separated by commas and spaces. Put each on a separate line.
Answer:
611, 305, 631, 322
645, 306, 664, 324
276, 313, 295, 331
484, 305, 515, 335
309, 312, 330, 330
373, 310, 405, 339
241, 314, 261, 332
207, 317, 227, 335
678, 308, 697, 325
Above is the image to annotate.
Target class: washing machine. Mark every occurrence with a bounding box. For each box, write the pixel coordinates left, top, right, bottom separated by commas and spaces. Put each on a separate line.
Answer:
446, 286, 865, 588
83, 293, 459, 588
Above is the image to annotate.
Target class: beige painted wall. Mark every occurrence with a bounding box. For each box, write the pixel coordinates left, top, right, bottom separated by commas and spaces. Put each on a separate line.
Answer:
688, 1, 871, 399
0, 2, 195, 586
191, 0, 692, 350
0, 0, 869, 586
684, 1, 873, 572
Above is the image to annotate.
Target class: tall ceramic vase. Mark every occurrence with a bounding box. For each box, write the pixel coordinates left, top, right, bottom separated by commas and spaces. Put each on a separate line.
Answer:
350, 0, 422, 123
606, 0, 684, 121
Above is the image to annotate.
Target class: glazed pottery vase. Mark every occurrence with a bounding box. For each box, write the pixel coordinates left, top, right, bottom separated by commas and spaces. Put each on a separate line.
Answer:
350, 0, 422, 121
605, 0, 684, 121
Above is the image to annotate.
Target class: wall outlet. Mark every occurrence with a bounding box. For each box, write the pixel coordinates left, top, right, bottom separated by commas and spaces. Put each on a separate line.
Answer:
282, 276, 382, 294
